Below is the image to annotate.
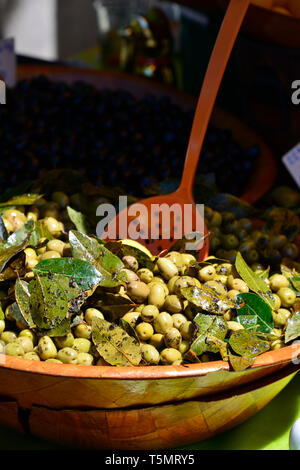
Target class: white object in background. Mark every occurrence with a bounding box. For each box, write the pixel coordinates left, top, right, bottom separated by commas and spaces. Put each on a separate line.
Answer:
0, 38, 16, 88
282, 143, 300, 189
289, 418, 300, 450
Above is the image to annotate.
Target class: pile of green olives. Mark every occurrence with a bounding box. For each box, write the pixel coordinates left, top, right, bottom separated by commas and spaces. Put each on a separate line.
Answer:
205, 206, 299, 268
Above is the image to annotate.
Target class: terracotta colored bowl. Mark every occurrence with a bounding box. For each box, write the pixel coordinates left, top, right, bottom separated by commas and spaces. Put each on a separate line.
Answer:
17, 64, 277, 204
0, 344, 299, 449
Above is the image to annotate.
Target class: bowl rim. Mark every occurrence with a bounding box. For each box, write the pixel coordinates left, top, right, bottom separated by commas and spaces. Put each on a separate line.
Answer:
0, 343, 299, 380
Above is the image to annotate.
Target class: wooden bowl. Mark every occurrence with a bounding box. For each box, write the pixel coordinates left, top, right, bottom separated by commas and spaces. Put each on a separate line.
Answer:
17, 64, 277, 204
0, 343, 299, 449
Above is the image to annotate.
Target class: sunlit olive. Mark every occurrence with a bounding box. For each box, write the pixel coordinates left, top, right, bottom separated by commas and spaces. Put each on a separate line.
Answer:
160, 348, 182, 365
227, 276, 249, 293
57, 347, 78, 364
180, 321, 196, 340
164, 251, 183, 269
164, 294, 184, 314
205, 280, 227, 295
156, 258, 178, 281
149, 333, 165, 349
198, 265, 216, 282
180, 253, 197, 267
136, 268, 153, 284
121, 311, 140, 328
269, 274, 289, 292
55, 332, 75, 349
216, 263, 232, 276
141, 344, 160, 364
148, 283, 166, 308
164, 327, 182, 349
5, 342, 24, 357
272, 308, 291, 327
122, 255, 139, 272
153, 312, 173, 334
39, 250, 61, 261
136, 322, 154, 341
2, 209, 27, 232
46, 239, 65, 256
277, 288, 296, 307
141, 305, 159, 323
127, 281, 150, 303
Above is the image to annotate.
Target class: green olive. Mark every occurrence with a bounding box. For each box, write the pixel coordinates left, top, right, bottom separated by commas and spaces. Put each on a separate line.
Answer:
270, 339, 285, 350
153, 312, 173, 334
46, 239, 65, 255
221, 234, 239, 250
1, 331, 17, 344
221, 212, 235, 224
269, 274, 289, 292
160, 348, 182, 365
227, 276, 249, 293
37, 336, 57, 360
121, 268, 139, 283
23, 352, 40, 361
209, 236, 221, 252
141, 344, 160, 364
164, 251, 183, 269
122, 255, 139, 272
43, 217, 64, 235
135, 322, 154, 341
72, 338, 91, 353
54, 332, 75, 349
84, 308, 104, 324
57, 347, 78, 364
173, 276, 199, 296
164, 294, 184, 314
227, 289, 240, 302
164, 327, 182, 349
216, 263, 232, 276
156, 258, 178, 281
205, 280, 227, 295
19, 329, 36, 344
198, 265, 216, 282
172, 313, 187, 330
137, 268, 153, 284
122, 311, 141, 328
272, 234, 288, 250
149, 333, 165, 349
148, 283, 166, 308
180, 253, 196, 267
73, 323, 92, 339
75, 352, 93, 365
224, 220, 239, 235
204, 206, 214, 220
167, 275, 180, 294
180, 321, 196, 340
179, 340, 190, 355
272, 308, 291, 327
127, 281, 150, 303
238, 218, 253, 233
16, 336, 34, 353
5, 342, 25, 356
39, 250, 61, 261
3, 209, 27, 232
141, 305, 159, 323
277, 287, 296, 307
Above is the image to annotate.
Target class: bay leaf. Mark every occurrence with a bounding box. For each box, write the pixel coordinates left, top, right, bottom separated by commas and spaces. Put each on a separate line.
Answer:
119, 318, 140, 343
5, 302, 28, 329
105, 241, 155, 271
39, 318, 71, 338
0, 251, 26, 282
291, 277, 300, 293
15, 279, 34, 327
29, 274, 68, 330
206, 316, 228, 353
0, 194, 42, 208
67, 206, 87, 234
236, 314, 259, 331
92, 317, 141, 366
235, 252, 275, 309
229, 329, 270, 358
181, 285, 237, 314
235, 292, 274, 333
92, 292, 136, 322
190, 313, 227, 356
285, 312, 300, 343
0, 220, 34, 272
34, 258, 102, 292
69, 230, 126, 287
206, 334, 228, 361
228, 353, 255, 371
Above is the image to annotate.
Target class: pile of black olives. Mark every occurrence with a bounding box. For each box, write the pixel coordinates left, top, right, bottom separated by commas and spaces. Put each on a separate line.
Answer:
0, 75, 259, 197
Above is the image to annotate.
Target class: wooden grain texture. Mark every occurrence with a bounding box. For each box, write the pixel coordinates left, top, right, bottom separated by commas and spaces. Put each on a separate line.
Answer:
17, 64, 277, 205
24, 368, 297, 450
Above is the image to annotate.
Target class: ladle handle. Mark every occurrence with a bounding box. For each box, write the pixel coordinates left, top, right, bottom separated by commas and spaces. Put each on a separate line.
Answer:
176, 0, 251, 201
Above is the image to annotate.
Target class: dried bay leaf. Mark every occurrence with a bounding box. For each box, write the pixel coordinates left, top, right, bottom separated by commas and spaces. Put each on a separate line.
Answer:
67, 206, 88, 234
181, 285, 237, 314
228, 353, 255, 372
229, 329, 270, 358
0, 220, 34, 272
235, 252, 275, 309
69, 231, 126, 287
285, 312, 300, 343
35, 258, 102, 292
15, 279, 34, 327
92, 317, 141, 366
29, 274, 68, 330
92, 291, 136, 322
